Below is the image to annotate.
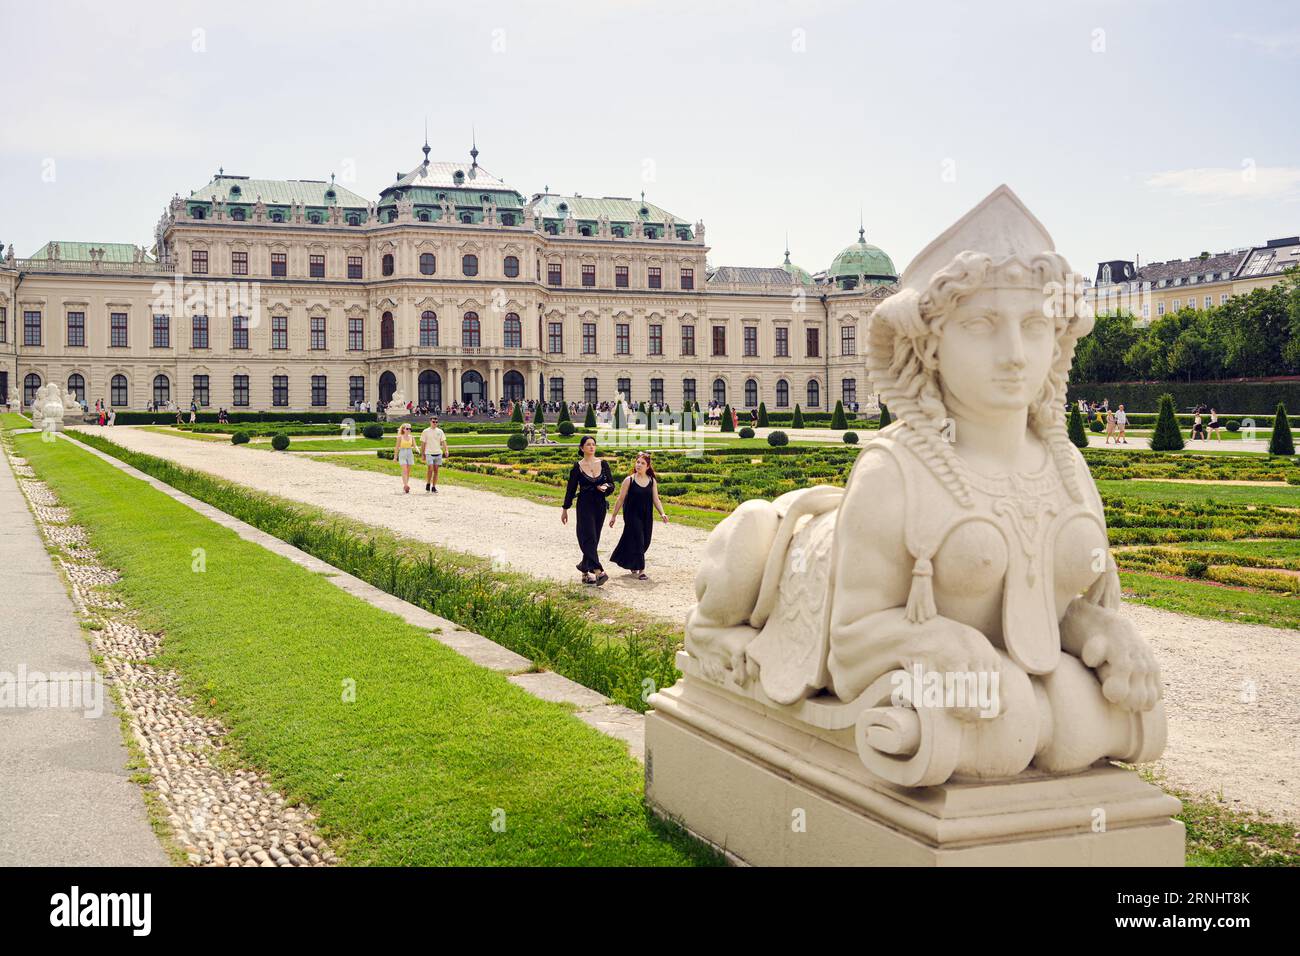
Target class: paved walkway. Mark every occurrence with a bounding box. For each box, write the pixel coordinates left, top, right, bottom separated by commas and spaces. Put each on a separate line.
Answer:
0, 449, 168, 865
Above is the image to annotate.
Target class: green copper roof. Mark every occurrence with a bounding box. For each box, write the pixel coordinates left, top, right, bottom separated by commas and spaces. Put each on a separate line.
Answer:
190, 175, 369, 207
534, 194, 687, 227
780, 250, 813, 285
829, 228, 897, 281
29, 241, 154, 263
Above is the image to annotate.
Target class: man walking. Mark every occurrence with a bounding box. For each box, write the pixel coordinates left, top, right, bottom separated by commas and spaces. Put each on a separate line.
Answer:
420, 415, 449, 493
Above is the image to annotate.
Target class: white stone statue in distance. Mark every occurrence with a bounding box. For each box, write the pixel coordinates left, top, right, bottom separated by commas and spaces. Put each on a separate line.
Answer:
684, 185, 1166, 787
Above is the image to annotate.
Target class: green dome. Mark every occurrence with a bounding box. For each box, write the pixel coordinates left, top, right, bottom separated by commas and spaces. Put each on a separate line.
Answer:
780, 249, 813, 285
829, 228, 897, 284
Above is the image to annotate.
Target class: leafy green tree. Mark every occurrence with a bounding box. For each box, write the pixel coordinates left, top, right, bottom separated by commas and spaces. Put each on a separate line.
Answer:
1149, 393, 1185, 451
1067, 405, 1088, 448
831, 400, 848, 430
1269, 402, 1295, 456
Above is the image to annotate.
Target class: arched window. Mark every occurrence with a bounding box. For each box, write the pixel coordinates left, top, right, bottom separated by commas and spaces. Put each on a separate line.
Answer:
24, 373, 42, 406
501, 213, 515, 226
418, 369, 442, 409
460, 213, 473, 224
191, 207, 206, 220
462, 312, 481, 348
776, 379, 789, 408
419, 253, 435, 275
418, 210, 430, 222
381, 312, 395, 350
503, 255, 520, 278
153, 374, 170, 407
503, 313, 522, 348
712, 378, 726, 404
462, 254, 478, 277
806, 379, 820, 408
382, 253, 394, 276
111, 374, 128, 407
230, 208, 245, 221
308, 211, 321, 224
270, 210, 284, 222
67, 373, 86, 404
420, 311, 438, 347
744, 378, 758, 408
502, 370, 525, 401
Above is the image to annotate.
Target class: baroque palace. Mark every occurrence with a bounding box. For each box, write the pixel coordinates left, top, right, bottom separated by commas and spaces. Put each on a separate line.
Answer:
0, 140, 899, 414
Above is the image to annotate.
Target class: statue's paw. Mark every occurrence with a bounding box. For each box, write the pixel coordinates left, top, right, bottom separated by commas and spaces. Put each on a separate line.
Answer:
1081, 628, 1162, 713
902, 622, 1005, 723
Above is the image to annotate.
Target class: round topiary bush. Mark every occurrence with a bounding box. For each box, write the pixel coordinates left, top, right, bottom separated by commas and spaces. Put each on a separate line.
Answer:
558, 420, 575, 436
231, 431, 250, 445
1089, 419, 1103, 433
1226, 419, 1241, 432
843, 431, 859, 444
767, 430, 789, 447
738, 426, 755, 439
270, 433, 290, 451
362, 422, 384, 440
507, 433, 528, 451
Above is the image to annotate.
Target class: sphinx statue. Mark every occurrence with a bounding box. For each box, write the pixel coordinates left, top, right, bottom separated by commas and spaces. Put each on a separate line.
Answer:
647, 186, 1181, 865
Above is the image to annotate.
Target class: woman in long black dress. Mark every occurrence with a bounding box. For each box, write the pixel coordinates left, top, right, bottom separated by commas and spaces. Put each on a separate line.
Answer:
608, 452, 669, 580
561, 436, 615, 585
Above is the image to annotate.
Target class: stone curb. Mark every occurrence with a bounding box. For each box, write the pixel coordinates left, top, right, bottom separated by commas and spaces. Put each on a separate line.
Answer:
57, 433, 647, 762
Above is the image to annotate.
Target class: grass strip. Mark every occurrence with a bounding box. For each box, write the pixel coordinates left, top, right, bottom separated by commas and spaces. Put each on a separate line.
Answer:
16, 432, 715, 866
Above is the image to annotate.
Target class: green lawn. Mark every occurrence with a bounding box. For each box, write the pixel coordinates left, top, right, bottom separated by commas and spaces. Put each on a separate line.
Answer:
1, 412, 31, 432
1096, 479, 1300, 507
15, 432, 717, 867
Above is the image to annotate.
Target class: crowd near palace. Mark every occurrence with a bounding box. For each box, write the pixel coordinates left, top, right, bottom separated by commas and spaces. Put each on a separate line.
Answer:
0, 139, 904, 416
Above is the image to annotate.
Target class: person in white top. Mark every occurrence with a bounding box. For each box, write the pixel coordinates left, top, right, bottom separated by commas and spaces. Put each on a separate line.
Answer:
1114, 404, 1128, 444
420, 416, 450, 494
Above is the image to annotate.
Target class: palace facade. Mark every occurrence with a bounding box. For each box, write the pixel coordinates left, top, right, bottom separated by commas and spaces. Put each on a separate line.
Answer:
0, 141, 899, 414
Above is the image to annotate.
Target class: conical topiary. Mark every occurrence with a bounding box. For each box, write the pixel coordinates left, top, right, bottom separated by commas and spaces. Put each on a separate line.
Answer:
1268, 403, 1294, 456
533, 403, 545, 425
511, 402, 524, 424
1149, 393, 1185, 451
584, 404, 596, 428
558, 403, 571, 424
792, 404, 804, 429
831, 399, 848, 430
614, 402, 626, 429
720, 404, 735, 432
1067, 404, 1088, 449
758, 401, 769, 427
878, 404, 891, 428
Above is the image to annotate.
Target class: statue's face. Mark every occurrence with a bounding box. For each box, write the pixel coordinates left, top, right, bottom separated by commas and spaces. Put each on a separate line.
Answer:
936, 287, 1054, 416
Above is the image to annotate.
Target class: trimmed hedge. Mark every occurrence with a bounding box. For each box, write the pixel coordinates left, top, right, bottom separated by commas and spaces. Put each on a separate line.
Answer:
767, 430, 789, 447
843, 431, 859, 444
507, 433, 529, 451
270, 433, 291, 451
1067, 380, 1300, 415
362, 423, 384, 440
231, 431, 250, 445
109, 410, 377, 426
738, 426, 755, 439
557, 420, 575, 436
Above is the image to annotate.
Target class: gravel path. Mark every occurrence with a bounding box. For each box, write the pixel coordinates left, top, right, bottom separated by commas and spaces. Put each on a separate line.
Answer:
74, 425, 1300, 821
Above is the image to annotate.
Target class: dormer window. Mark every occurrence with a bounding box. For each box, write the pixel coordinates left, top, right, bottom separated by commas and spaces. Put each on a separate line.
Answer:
436, 192, 447, 200
546, 223, 558, 235
347, 214, 360, 226
579, 225, 592, 237
325, 188, 336, 201
418, 210, 430, 222
612, 226, 625, 238
229, 185, 241, 198
460, 213, 473, 224
270, 211, 284, 222
480, 194, 490, 203
639, 207, 649, 217
308, 211, 321, 224
230, 208, 245, 221
501, 213, 515, 226
558, 202, 569, 213
388, 209, 398, 222
1101, 264, 1112, 283
192, 206, 206, 219
453, 170, 465, 185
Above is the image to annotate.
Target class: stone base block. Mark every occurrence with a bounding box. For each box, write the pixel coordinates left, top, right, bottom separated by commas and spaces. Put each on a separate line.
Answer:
645, 674, 1185, 866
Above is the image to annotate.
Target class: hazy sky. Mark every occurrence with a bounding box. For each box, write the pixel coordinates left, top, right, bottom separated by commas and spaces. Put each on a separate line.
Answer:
1, 0, 1296, 277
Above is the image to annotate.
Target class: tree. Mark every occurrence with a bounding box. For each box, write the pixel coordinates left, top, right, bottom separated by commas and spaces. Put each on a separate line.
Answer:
878, 404, 891, 428
1067, 404, 1088, 448
1071, 312, 1142, 383
614, 402, 626, 429
757, 401, 769, 427
533, 403, 545, 425
1149, 393, 1185, 451
584, 404, 596, 428
1269, 403, 1295, 456
557, 403, 571, 423
792, 404, 804, 428
831, 399, 848, 430
720, 404, 735, 432
511, 402, 524, 424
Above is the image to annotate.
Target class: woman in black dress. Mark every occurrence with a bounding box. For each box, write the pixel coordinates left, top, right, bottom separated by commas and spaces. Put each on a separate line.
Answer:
608, 452, 669, 580
561, 436, 615, 585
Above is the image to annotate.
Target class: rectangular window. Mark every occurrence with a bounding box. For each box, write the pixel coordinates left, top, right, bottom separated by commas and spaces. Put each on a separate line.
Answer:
309, 254, 325, 278
310, 316, 326, 350
548, 322, 564, 353
233, 374, 249, 407
616, 323, 630, 355
775, 326, 789, 357
24, 311, 42, 347
582, 322, 597, 355
1157, 302, 1165, 316
67, 312, 86, 347
110, 312, 128, 348
311, 375, 327, 407
232, 315, 249, 350
617, 377, 631, 401
153, 314, 170, 348
192, 250, 208, 274
232, 251, 248, 275
271, 253, 287, 277
547, 263, 562, 286
1172, 299, 1180, 310
348, 317, 364, 351
348, 256, 363, 279
649, 323, 663, 355
549, 377, 564, 402
192, 315, 209, 349
648, 266, 662, 289
681, 325, 695, 356
743, 326, 757, 357
582, 264, 596, 287
841, 325, 856, 356
0, 307, 6, 344
584, 377, 598, 404
272, 375, 288, 407
615, 265, 629, 288
193, 374, 210, 407
1141, 303, 1150, 319
349, 376, 365, 406
650, 378, 664, 404
272, 315, 288, 350
1220, 293, 1229, 305
1204, 295, 1212, 309
712, 325, 726, 356
680, 268, 694, 290
842, 378, 857, 406
806, 327, 819, 358
682, 378, 696, 404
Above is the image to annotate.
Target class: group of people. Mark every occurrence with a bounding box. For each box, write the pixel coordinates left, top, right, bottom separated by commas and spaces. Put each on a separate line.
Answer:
1190, 404, 1224, 441
392, 416, 450, 494
1076, 398, 1130, 445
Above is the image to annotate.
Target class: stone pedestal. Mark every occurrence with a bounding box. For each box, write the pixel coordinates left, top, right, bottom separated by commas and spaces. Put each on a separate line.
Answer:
645, 654, 1184, 866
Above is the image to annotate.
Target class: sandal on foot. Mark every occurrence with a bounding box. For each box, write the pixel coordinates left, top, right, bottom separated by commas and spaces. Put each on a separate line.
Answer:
636, 572, 649, 580
593, 572, 609, 586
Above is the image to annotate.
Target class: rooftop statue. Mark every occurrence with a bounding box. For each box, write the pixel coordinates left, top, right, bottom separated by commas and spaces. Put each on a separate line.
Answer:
682, 185, 1166, 788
